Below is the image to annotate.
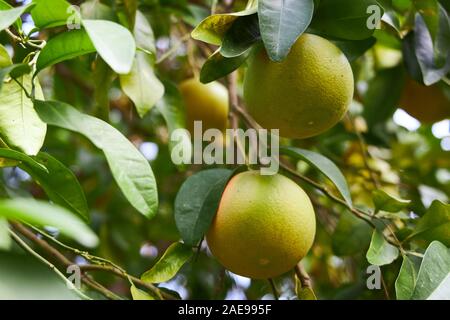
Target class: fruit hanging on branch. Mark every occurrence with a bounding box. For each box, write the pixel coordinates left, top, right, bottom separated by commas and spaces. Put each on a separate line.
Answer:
207, 171, 316, 279
244, 34, 354, 139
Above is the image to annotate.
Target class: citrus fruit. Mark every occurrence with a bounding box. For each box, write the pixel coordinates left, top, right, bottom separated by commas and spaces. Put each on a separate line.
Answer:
206, 171, 316, 279
244, 33, 354, 139
399, 78, 450, 123
179, 78, 229, 134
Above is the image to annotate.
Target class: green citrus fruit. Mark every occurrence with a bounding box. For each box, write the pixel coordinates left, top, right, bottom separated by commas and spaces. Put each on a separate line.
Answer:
244, 33, 354, 139
399, 78, 450, 123
179, 78, 229, 134
206, 171, 316, 279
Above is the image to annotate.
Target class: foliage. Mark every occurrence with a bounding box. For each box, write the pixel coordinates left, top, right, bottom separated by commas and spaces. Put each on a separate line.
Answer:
0, 0, 448, 300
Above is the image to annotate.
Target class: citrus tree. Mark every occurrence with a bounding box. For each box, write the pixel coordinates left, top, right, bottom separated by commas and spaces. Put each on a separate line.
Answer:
0, 0, 449, 300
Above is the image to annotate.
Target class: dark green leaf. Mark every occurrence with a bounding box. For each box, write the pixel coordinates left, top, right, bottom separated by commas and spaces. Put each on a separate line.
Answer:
395, 255, 421, 300
36, 29, 96, 73
366, 230, 399, 266
156, 81, 191, 159
82, 19, 136, 74
130, 284, 156, 300
200, 49, 250, 84
362, 66, 404, 127
258, 0, 314, 61
332, 211, 372, 256
34, 100, 158, 219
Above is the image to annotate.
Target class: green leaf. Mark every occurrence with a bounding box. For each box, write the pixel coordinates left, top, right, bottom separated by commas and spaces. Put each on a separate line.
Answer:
21, 152, 89, 221
373, 190, 411, 213
310, 0, 382, 40
82, 19, 136, 74
156, 81, 191, 159
92, 57, 115, 121
280, 147, 353, 207
122, 0, 138, 28
366, 230, 399, 266
191, 7, 257, 46
119, 52, 164, 118
130, 284, 156, 300
221, 14, 260, 58
411, 241, 450, 300
34, 100, 158, 219
200, 49, 250, 84
0, 218, 11, 250
0, 3, 33, 31
174, 169, 233, 246
0, 198, 98, 247
332, 211, 372, 256
410, 200, 450, 246
134, 10, 156, 56
0, 44, 12, 68
0, 148, 88, 220
258, 0, 314, 61
0, 252, 81, 299
395, 255, 420, 300
0, 148, 47, 172
31, 0, 71, 29
141, 242, 193, 284
36, 29, 96, 73
0, 75, 46, 156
